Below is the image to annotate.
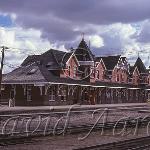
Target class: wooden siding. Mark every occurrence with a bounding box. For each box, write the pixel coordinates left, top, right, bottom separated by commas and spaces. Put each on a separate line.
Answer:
1, 84, 148, 106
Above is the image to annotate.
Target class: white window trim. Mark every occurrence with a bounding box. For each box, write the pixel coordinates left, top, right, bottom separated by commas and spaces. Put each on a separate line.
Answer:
27, 86, 32, 102
58, 94, 66, 101
49, 95, 55, 101
96, 70, 100, 79
73, 66, 77, 78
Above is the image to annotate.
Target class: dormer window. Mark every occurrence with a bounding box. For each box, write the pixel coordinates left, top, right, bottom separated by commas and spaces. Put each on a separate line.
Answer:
116, 74, 119, 82
46, 62, 54, 67
27, 68, 37, 75
97, 70, 99, 79
68, 65, 71, 76
73, 66, 77, 78
90, 68, 95, 78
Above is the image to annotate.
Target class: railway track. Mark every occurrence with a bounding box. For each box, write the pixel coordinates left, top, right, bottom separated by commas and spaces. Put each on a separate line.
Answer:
0, 137, 34, 146
0, 110, 150, 147
0, 118, 149, 147
0, 116, 149, 137
74, 136, 150, 150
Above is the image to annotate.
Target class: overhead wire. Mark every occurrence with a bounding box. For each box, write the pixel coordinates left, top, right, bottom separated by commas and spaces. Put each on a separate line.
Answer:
1, 45, 150, 69
3, 45, 52, 55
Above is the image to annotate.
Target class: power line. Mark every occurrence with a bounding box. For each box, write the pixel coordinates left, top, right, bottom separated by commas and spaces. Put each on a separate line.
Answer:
1, 45, 150, 71
5, 47, 38, 55
1, 45, 150, 58
2, 46, 48, 56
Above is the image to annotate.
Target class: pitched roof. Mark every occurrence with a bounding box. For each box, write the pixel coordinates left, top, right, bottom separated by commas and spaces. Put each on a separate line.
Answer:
21, 49, 73, 69
21, 55, 41, 66
133, 57, 147, 74
95, 55, 121, 70
129, 66, 135, 74
75, 38, 94, 61
3, 63, 47, 83
78, 38, 89, 49
2, 49, 77, 84
2, 61, 140, 89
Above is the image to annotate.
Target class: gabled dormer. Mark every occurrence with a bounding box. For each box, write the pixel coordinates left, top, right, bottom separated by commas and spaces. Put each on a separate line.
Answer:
94, 57, 107, 81
111, 56, 129, 83
116, 57, 129, 71
59, 52, 80, 79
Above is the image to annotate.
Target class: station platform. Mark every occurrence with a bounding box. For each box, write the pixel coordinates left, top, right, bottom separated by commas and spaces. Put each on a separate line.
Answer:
0, 103, 148, 115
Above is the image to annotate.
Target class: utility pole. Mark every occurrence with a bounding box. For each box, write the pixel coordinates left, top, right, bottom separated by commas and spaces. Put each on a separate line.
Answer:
0, 46, 8, 101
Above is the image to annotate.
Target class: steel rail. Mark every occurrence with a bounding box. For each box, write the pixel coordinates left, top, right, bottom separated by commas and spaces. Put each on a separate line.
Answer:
74, 136, 150, 150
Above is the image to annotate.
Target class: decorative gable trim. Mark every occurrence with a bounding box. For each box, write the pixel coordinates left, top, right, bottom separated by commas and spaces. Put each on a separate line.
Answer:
96, 58, 106, 70
113, 56, 122, 70
66, 52, 80, 66
133, 66, 140, 76
100, 58, 107, 70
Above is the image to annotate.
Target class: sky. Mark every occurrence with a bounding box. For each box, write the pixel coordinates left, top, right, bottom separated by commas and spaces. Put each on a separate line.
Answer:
0, 0, 150, 72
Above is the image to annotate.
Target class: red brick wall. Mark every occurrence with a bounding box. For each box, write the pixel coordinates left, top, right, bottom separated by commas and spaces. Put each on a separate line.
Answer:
93, 61, 110, 82
132, 68, 140, 85
111, 68, 128, 83
60, 55, 79, 79
95, 62, 105, 81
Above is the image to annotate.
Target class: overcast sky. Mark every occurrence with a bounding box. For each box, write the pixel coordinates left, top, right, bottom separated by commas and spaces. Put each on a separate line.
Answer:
0, 0, 150, 72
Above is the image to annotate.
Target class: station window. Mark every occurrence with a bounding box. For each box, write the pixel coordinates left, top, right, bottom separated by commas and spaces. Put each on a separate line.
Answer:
10, 85, 15, 99
27, 86, 32, 101
59, 95, 66, 101
49, 95, 55, 101
49, 87, 55, 101
1, 85, 5, 91
10, 89, 15, 99
58, 87, 66, 101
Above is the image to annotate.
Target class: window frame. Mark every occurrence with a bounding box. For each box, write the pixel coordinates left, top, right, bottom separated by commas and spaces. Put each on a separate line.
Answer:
27, 85, 32, 102
49, 86, 56, 101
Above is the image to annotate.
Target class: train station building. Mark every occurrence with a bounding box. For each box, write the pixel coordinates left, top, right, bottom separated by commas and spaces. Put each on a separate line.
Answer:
1, 38, 150, 106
